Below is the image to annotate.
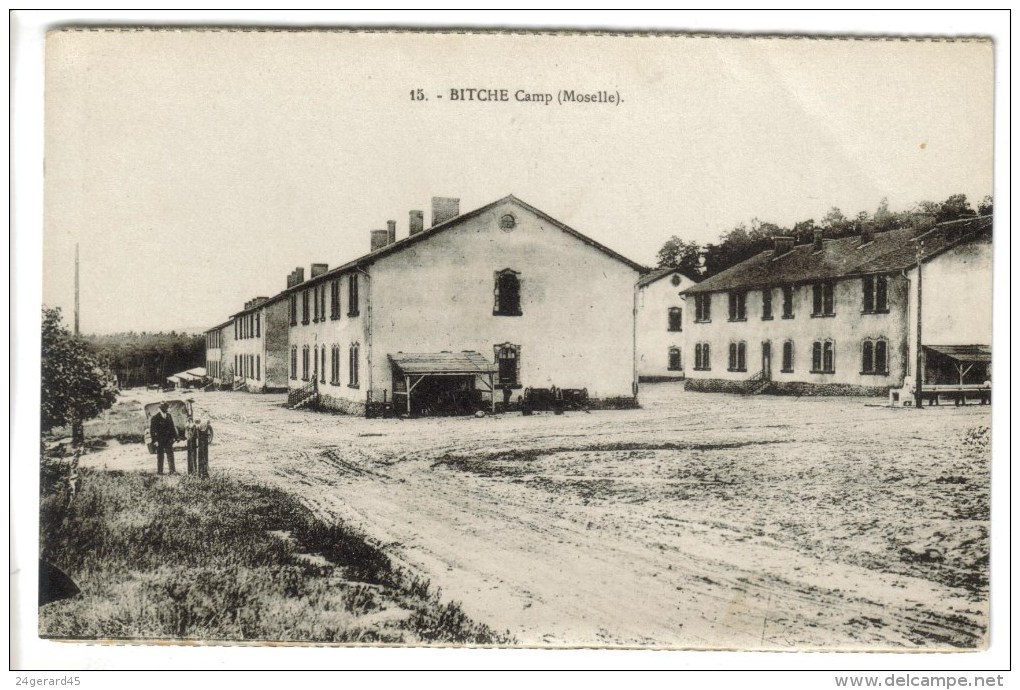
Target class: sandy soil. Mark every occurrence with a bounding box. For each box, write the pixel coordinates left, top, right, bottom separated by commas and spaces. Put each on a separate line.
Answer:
79, 384, 990, 650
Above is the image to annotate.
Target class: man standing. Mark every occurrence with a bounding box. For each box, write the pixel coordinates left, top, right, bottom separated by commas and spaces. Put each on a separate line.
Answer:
185, 417, 198, 474
150, 402, 178, 475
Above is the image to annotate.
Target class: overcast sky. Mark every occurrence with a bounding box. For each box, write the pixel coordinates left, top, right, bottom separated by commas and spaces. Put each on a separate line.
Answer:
42, 29, 993, 334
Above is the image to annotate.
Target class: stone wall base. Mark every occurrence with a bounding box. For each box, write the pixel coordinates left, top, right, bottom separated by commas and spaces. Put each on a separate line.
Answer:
638, 375, 686, 383
312, 393, 367, 416
685, 378, 887, 397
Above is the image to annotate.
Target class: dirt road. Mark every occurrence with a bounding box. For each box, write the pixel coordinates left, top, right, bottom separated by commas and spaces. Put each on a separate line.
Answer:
84, 385, 990, 649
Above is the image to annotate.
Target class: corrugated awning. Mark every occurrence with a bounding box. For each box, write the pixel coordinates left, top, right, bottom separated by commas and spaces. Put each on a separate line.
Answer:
923, 344, 992, 363
388, 351, 497, 376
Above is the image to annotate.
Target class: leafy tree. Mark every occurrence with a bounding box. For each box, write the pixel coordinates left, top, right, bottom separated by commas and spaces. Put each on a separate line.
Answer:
935, 193, 976, 223
791, 219, 819, 245
655, 236, 702, 275
820, 207, 854, 237
41, 307, 116, 433
977, 195, 993, 216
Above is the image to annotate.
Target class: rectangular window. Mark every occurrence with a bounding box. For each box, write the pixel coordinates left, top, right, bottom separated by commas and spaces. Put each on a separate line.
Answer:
348, 274, 360, 317
695, 294, 711, 322
782, 286, 794, 318
812, 282, 835, 316
781, 341, 794, 373
302, 347, 309, 381
875, 275, 888, 312
667, 307, 682, 332
290, 347, 297, 379
321, 348, 326, 384
823, 341, 834, 373
728, 292, 746, 321
331, 280, 341, 319
762, 289, 773, 320
494, 270, 522, 316
811, 342, 822, 372
313, 286, 320, 322
290, 295, 298, 326
302, 290, 310, 325
862, 276, 875, 313
256, 355, 260, 380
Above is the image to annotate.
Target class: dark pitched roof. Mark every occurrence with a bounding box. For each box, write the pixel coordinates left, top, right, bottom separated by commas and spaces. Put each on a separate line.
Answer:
388, 351, 498, 376
923, 344, 991, 363
684, 215, 991, 295
636, 266, 701, 288
222, 196, 646, 327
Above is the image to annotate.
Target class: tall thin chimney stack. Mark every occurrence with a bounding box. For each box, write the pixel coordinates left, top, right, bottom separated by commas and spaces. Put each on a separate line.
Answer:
386, 220, 396, 245
409, 210, 424, 236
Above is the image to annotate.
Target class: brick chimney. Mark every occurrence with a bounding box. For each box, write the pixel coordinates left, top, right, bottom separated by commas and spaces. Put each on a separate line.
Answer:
409, 210, 424, 236
431, 197, 460, 227
370, 229, 389, 251
386, 220, 396, 245
310, 263, 329, 278
287, 267, 305, 288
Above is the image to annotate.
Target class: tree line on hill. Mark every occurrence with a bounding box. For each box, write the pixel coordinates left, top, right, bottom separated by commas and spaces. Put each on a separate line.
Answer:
85, 330, 206, 388
656, 193, 992, 279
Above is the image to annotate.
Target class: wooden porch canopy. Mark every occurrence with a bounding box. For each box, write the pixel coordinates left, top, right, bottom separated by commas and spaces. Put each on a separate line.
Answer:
923, 344, 991, 384
388, 351, 499, 414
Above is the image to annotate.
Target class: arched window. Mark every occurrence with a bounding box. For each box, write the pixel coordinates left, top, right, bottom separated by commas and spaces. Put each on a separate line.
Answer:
313, 345, 319, 381
823, 340, 835, 373
256, 355, 261, 381
302, 346, 310, 381
290, 346, 297, 380
812, 341, 823, 373
668, 347, 681, 371
494, 269, 522, 316
668, 307, 682, 332
349, 343, 360, 388
728, 342, 747, 372
694, 343, 711, 371
862, 339, 888, 374
495, 343, 521, 386
321, 347, 327, 384
875, 339, 888, 374
781, 341, 794, 373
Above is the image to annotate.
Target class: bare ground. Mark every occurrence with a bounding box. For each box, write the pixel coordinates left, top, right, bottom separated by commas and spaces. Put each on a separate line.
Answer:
78, 384, 990, 649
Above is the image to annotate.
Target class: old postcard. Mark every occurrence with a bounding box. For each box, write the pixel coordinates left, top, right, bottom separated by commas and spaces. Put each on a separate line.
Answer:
30, 23, 996, 660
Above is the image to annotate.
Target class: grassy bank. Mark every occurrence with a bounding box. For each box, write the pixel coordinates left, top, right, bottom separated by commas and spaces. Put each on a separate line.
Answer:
39, 469, 513, 644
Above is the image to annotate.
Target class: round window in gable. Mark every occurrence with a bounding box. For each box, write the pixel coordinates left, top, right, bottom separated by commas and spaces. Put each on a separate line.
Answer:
671, 274, 682, 286
499, 214, 517, 231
